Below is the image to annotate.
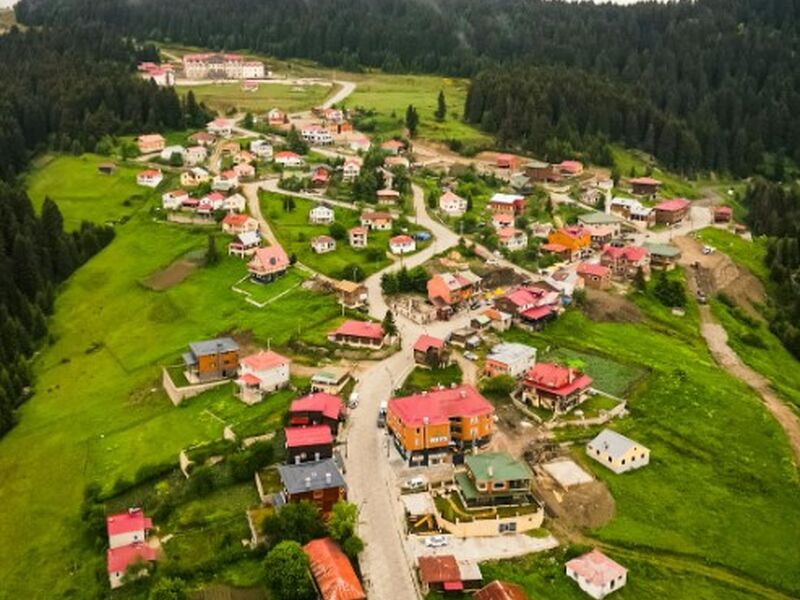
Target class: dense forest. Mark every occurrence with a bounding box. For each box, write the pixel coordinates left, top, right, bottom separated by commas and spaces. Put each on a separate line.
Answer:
743, 179, 800, 358
15, 0, 800, 175
0, 26, 212, 435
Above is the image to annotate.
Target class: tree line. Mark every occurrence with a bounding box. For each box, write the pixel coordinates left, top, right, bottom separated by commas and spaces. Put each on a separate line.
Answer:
15, 0, 800, 175
743, 179, 800, 358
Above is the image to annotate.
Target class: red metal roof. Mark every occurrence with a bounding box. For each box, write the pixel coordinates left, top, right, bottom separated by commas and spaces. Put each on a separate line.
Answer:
138, 169, 161, 178
290, 392, 343, 421
503, 287, 544, 308
241, 350, 289, 371
330, 320, 384, 340
566, 549, 627, 587
577, 262, 611, 278
106, 509, 152, 537
414, 334, 445, 352
390, 234, 414, 244
418, 555, 461, 584
249, 246, 290, 273
520, 305, 553, 321
559, 160, 583, 173
304, 538, 366, 600
223, 213, 252, 226
714, 206, 733, 215
107, 543, 157, 573
630, 176, 661, 186
602, 244, 649, 262
284, 425, 333, 448
389, 384, 493, 427
541, 243, 568, 253
524, 363, 593, 397
238, 373, 261, 385
654, 198, 690, 212
475, 580, 529, 600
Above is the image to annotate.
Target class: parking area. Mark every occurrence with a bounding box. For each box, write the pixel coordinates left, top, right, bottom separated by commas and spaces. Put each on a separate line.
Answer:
408, 533, 559, 562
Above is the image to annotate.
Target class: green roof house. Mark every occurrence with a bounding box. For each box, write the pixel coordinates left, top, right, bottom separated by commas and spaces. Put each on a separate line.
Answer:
643, 242, 681, 269
456, 452, 534, 508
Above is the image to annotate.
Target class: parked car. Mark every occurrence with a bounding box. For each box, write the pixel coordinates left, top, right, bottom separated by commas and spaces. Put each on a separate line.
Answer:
425, 535, 448, 548
463, 351, 478, 361
348, 392, 359, 409
702, 245, 715, 255
403, 476, 427, 491
376, 413, 386, 428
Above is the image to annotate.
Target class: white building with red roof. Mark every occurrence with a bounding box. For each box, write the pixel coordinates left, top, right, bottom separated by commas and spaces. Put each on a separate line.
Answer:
380, 139, 405, 155
497, 227, 528, 252
439, 190, 468, 216
107, 508, 152, 549
212, 170, 239, 192
312, 235, 337, 254
183, 53, 265, 80
136, 169, 163, 188
207, 118, 234, 138
138, 62, 174, 87
107, 542, 158, 589
342, 158, 362, 181
328, 320, 386, 348
222, 213, 259, 235
565, 549, 627, 598
522, 363, 593, 413
274, 151, 305, 168
301, 125, 334, 145
389, 234, 416, 255
349, 226, 368, 248
161, 189, 189, 211
600, 245, 650, 280
248, 245, 291, 283
349, 136, 371, 153
236, 350, 291, 403
558, 160, 584, 177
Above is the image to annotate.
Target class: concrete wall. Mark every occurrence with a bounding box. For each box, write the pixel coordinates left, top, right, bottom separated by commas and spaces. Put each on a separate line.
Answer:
162, 368, 230, 406
435, 508, 544, 538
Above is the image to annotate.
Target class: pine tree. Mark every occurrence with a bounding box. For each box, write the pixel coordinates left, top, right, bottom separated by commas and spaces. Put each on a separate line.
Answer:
205, 234, 220, 266
405, 105, 419, 137
382, 310, 397, 337
435, 90, 446, 122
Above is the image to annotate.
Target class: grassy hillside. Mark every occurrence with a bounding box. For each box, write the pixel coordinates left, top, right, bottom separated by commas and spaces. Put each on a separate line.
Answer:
177, 81, 332, 114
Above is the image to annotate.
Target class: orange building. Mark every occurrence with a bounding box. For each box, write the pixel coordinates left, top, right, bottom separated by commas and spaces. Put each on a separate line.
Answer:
426, 271, 481, 307
387, 385, 494, 466
546, 226, 591, 259
182, 337, 240, 382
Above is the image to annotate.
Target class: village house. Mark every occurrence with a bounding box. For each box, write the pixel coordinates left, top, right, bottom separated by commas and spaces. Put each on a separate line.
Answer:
304, 538, 366, 600
212, 170, 239, 192
328, 320, 386, 348
312, 235, 336, 254
182, 53, 265, 79
266, 107, 286, 126
387, 384, 494, 466
653, 198, 690, 225
107, 543, 158, 589
107, 508, 152, 550
233, 162, 256, 180
484, 342, 537, 379
308, 204, 335, 225
577, 212, 623, 237
475, 580, 529, 600
136, 169, 163, 188
161, 189, 189, 210
333, 280, 368, 309
222, 213, 259, 235
274, 151, 305, 168
417, 555, 483, 595
182, 337, 240, 383
524, 160, 558, 182
359, 211, 393, 230
558, 160, 584, 177
546, 226, 591, 260
160, 145, 185, 162
224, 192, 246, 212
413, 334, 449, 368
583, 225, 615, 249
350, 136, 371, 153
609, 197, 654, 226
566, 549, 628, 599
600, 245, 650, 280
587, 429, 650, 474
449, 326, 481, 349
497, 227, 528, 252
228, 231, 261, 257
577, 262, 612, 289
389, 234, 416, 255
377, 188, 401, 205
302, 125, 334, 145
250, 139, 273, 159
456, 452, 536, 509
488, 193, 526, 215
427, 271, 481, 309
481, 307, 513, 331
491, 212, 515, 230
381, 139, 405, 155
138, 62, 174, 87
221, 141, 240, 155
207, 118, 234, 137
385, 155, 411, 169
274, 459, 346, 515
184, 145, 208, 166
495, 153, 519, 170
629, 176, 661, 198
439, 190, 468, 216
643, 242, 681, 270
582, 177, 613, 206
348, 226, 368, 248
234, 150, 256, 165
493, 286, 559, 327
713, 205, 733, 223
522, 362, 593, 413
289, 392, 344, 434
236, 350, 291, 403
310, 368, 352, 396
248, 245, 290, 283
136, 134, 165, 154
188, 131, 214, 147
311, 165, 331, 188
342, 158, 362, 181
285, 425, 334, 464
181, 167, 210, 188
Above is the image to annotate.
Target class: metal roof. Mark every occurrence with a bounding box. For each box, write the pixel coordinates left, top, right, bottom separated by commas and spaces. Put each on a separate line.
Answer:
587, 429, 648, 459
278, 459, 346, 494
188, 337, 239, 356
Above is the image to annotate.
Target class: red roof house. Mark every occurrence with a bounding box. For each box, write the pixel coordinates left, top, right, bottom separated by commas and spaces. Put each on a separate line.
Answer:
289, 392, 344, 432
495, 154, 519, 169
285, 425, 334, 464
107, 543, 158, 589
713, 205, 733, 222
328, 320, 386, 348
558, 160, 584, 176
522, 363, 593, 412
600, 244, 650, 280
566, 549, 628, 598
418, 555, 463, 593
247, 245, 290, 282
412, 334, 448, 367
106, 509, 152, 548
577, 262, 612, 289
304, 538, 366, 600
653, 198, 690, 225
629, 176, 662, 196
474, 580, 529, 600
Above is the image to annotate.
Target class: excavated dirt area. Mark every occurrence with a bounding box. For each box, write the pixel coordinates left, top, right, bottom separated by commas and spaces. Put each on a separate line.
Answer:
537, 479, 616, 530
582, 288, 643, 323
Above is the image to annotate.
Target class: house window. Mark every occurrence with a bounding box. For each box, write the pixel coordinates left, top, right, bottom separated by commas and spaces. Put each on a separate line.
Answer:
621, 459, 626, 465
493, 482, 505, 490
641, 453, 645, 458
596, 449, 600, 456
608, 457, 612, 463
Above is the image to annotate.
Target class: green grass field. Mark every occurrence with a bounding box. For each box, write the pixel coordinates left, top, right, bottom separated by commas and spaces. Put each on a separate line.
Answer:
0, 155, 345, 598
501, 304, 800, 597
612, 146, 700, 199
346, 73, 492, 147
695, 227, 769, 283
397, 364, 463, 395
25, 154, 147, 229
177, 81, 333, 114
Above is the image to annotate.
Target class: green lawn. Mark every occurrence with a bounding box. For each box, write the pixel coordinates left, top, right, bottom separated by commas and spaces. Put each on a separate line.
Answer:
347, 72, 492, 147
177, 81, 333, 114
0, 157, 344, 598
611, 146, 700, 199
695, 227, 769, 283
25, 153, 149, 229
502, 307, 800, 597
397, 364, 463, 395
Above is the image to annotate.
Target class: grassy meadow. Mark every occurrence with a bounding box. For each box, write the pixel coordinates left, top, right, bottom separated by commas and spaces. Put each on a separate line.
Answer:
177, 81, 333, 114
0, 155, 345, 598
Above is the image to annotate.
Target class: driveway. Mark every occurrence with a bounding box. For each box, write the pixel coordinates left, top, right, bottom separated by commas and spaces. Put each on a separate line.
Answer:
408, 533, 559, 562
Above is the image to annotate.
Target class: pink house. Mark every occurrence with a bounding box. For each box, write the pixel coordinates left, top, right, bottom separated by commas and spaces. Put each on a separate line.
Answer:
328, 320, 386, 348
565, 549, 627, 599
247, 245, 290, 283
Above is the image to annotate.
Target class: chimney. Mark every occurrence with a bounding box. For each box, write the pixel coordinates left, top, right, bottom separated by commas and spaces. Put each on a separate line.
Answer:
325, 472, 332, 484
305, 477, 311, 489
487, 465, 494, 478
568, 367, 575, 385
459, 389, 466, 399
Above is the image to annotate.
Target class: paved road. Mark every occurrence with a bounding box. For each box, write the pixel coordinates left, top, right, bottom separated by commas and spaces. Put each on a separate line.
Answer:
322, 80, 357, 109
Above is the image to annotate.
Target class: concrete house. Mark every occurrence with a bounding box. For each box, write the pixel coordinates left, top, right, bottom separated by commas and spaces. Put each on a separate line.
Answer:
309, 204, 335, 225
610, 197, 654, 226
212, 170, 239, 192
136, 134, 165, 154
228, 231, 261, 257
106, 508, 152, 550
389, 234, 416, 254
328, 320, 385, 348
484, 343, 537, 379
182, 337, 240, 383
577, 262, 612, 289
348, 226, 368, 248
522, 362, 593, 413
439, 190, 468, 216
600, 245, 650, 280
285, 425, 334, 464
250, 139, 273, 159
184, 145, 208, 166
206, 118, 234, 137
275, 459, 346, 516
312, 235, 336, 254
359, 211, 393, 231
160, 145, 185, 162
497, 227, 528, 252
236, 350, 291, 403
161, 189, 189, 210
566, 549, 627, 599
586, 429, 650, 474
107, 543, 158, 589
136, 169, 163, 188
456, 452, 536, 509
222, 213, 259, 235
412, 334, 448, 368
274, 151, 305, 168
342, 158, 362, 181
488, 193, 525, 215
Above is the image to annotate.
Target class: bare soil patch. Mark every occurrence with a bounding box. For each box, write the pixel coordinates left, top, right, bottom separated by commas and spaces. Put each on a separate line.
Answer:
582, 288, 643, 323
144, 253, 204, 291
537, 479, 616, 530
